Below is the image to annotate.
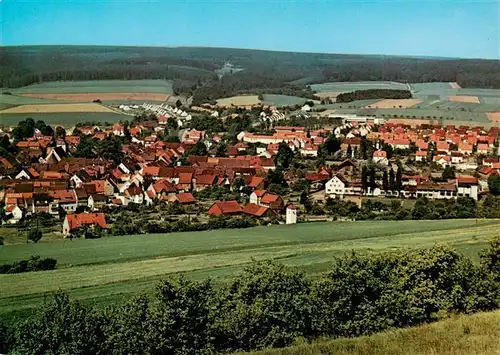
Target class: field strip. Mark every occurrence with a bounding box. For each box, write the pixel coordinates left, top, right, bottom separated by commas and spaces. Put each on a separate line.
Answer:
1, 224, 497, 299
0, 103, 116, 113
366, 99, 423, 109
18, 93, 169, 102
449, 95, 480, 103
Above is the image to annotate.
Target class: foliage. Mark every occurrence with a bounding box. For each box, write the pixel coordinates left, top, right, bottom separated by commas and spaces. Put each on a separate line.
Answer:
274, 142, 295, 169
0, 255, 57, 274
3, 242, 500, 354
487, 175, 500, 195
336, 89, 412, 103
11, 292, 107, 355
28, 228, 43, 243
213, 260, 319, 351
441, 166, 456, 180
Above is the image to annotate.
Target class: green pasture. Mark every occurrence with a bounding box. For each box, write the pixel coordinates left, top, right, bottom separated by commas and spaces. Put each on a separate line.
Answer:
0, 112, 129, 127
7, 79, 173, 94
262, 94, 307, 107
1, 219, 498, 319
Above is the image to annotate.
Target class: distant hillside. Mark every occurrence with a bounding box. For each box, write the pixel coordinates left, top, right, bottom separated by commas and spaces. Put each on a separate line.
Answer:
248, 310, 500, 355
1, 46, 499, 105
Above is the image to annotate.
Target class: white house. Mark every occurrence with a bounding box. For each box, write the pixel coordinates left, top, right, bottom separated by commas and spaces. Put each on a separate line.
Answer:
15, 169, 31, 180
301, 104, 311, 112
325, 174, 362, 198
372, 150, 388, 165
3, 206, 23, 224
286, 205, 297, 224
456, 176, 479, 200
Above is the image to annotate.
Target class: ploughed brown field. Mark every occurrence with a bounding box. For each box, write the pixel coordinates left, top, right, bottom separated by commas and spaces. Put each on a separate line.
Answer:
449, 95, 480, 103
487, 112, 500, 122
366, 98, 422, 109
0, 103, 116, 113
18, 92, 169, 102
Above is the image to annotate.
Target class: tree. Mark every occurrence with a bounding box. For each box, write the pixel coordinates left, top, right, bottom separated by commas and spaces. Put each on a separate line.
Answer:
274, 142, 294, 169
346, 144, 352, 158
28, 228, 42, 243
396, 167, 402, 193
382, 170, 389, 192
441, 166, 456, 181
487, 174, 500, 195
361, 166, 368, 192
188, 140, 207, 156
55, 126, 66, 139
216, 142, 228, 157
360, 136, 367, 160
147, 277, 215, 354
369, 166, 377, 192
12, 292, 107, 355
324, 135, 341, 154
213, 261, 318, 351
175, 99, 183, 108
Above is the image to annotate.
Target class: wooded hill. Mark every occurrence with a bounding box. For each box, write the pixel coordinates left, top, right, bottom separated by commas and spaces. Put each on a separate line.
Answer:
1, 46, 499, 104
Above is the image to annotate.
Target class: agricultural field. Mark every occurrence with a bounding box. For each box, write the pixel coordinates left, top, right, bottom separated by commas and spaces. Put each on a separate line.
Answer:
1, 219, 498, 319
18, 93, 169, 102
449, 95, 481, 103
7, 79, 173, 95
261, 94, 307, 107
249, 310, 500, 355
366, 98, 422, 109
216, 95, 260, 107
0, 103, 116, 114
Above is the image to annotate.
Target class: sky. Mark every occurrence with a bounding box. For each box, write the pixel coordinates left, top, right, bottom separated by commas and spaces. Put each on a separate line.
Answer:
1, 0, 499, 59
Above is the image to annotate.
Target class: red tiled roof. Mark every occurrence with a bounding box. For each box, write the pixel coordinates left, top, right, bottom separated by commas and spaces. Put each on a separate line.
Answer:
253, 189, 266, 197
211, 200, 242, 214
261, 193, 280, 204
41, 171, 63, 179
373, 150, 387, 158
248, 176, 265, 188
178, 172, 193, 184
175, 192, 196, 204
457, 176, 478, 185
243, 203, 269, 217
65, 213, 107, 231
142, 166, 160, 177
195, 174, 217, 185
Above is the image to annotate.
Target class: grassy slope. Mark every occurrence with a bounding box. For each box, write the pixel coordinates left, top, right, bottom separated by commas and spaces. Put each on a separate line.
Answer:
247, 310, 500, 355
1, 219, 498, 319
9, 79, 174, 94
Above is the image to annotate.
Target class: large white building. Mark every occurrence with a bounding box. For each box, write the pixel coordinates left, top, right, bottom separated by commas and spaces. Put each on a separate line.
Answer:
325, 174, 362, 199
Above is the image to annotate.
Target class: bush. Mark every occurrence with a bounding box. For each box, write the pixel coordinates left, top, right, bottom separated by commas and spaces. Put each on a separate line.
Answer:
0, 255, 57, 274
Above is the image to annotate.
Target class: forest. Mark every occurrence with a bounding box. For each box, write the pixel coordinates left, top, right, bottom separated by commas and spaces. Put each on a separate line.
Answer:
1, 46, 499, 104
1, 238, 499, 354
335, 89, 412, 103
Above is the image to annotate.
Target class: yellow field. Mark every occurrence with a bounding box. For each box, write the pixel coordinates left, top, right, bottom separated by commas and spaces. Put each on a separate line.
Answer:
0, 103, 116, 113
449, 82, 461, 89
449, 95, 480, 103
367, 98, 422, 109
314, 91, 340, 99
216, 95, 260, 107
18, 93, 169, 102
487, 112, 500, 123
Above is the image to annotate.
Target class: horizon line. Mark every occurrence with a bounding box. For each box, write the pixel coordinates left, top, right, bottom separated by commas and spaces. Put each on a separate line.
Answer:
1, 43, 498, 61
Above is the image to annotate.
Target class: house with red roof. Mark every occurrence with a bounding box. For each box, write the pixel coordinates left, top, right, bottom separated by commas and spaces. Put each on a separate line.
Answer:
62, 213, 107, 236
193, 174, 217, 191
436, 141, 450, 153
433, 155, 450, 167
477, 143, 490, 155
169, 192, 196, 204
456, 176, 479, 200
246, 176, 266, 190
415, 150, 427, 162
208, 200, 243, 216
243, 203, 272, 217
259, 193, 284, 211
458, 142, 473, 155
372, 150, 388, 165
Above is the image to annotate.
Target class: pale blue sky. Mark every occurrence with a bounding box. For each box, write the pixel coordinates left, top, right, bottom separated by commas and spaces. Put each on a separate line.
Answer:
1, 0, 499, 59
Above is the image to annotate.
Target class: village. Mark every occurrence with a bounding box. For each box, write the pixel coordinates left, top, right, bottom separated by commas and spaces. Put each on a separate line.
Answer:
1, 102, 499, 240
